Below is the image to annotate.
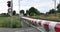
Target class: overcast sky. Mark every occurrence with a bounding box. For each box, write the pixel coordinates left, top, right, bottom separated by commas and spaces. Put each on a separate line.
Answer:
0, 0, 60, 14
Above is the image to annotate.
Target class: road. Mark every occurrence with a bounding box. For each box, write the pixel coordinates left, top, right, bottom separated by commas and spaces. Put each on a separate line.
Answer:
0, 27, 41, 32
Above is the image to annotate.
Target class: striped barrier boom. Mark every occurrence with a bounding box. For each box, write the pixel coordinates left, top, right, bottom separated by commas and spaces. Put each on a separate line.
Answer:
21, 17, 60, 32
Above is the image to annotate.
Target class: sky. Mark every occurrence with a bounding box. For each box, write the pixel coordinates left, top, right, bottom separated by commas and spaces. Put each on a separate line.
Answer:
0, 0, 60, 14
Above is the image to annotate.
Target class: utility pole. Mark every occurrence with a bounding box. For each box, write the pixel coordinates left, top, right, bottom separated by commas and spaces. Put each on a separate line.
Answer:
52, 0, 56, 10
18, 0, 21, 27
19, 0, 20, 18
54, 0, 56, 10
19, 0, 20, 12
52, 0, 56, 16
59, 0, 60, 3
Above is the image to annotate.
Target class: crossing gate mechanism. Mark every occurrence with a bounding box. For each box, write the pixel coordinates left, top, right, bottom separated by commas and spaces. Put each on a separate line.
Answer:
20, 17, 60, 32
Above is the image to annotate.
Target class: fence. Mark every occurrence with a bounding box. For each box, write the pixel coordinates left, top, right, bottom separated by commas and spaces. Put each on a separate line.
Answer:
20, 16, 60, 32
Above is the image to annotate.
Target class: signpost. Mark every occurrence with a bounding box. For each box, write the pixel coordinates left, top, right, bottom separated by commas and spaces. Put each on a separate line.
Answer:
7, 0, 13, 28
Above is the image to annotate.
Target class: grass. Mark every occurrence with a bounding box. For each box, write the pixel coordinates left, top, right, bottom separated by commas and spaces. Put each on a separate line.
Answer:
28, 16, 60, 22
0, 16, 21, 28
1, 15, 59, 28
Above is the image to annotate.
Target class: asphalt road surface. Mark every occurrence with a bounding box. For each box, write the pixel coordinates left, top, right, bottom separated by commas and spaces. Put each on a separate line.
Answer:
0, 27, 41, 32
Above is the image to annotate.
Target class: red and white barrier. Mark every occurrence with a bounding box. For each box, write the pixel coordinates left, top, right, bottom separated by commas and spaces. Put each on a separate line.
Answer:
21, 17, 60, 32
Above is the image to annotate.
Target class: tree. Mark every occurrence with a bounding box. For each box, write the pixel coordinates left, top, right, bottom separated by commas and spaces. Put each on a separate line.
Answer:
26, 10, 29, 16
20, 10, 24, 15
28, 7, 40, 16
48, 9, 56, 14
13, 10, 16, 15
57, 3, 60, 12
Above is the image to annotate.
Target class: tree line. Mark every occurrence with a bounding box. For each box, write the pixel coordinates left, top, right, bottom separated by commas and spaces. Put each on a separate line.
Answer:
1, 3, 60, 16
20, 7, 41, 16
0, 10, 16, 17
46, 3, 60, 14
20, 3, 60, 16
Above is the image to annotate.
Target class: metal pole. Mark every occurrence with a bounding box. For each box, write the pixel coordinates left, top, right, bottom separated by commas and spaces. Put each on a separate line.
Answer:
52, 0, 56, 9
19, 0, 21, 27
11, 0, 13, 28
54, 0, 56, 16
54, 0, 56, 10
52, 0, 56, 16
59, 0, 60, 3
52, 0, 56, 10
19, 0, 20, 12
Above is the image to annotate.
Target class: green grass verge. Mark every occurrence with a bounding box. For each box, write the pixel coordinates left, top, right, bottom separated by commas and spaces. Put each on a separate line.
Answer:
28, 16, 60, 22
0, 16, 21, 28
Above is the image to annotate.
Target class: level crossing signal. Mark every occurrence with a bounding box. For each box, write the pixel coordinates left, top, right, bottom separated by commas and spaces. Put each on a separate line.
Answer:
7, 1, 11, 7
